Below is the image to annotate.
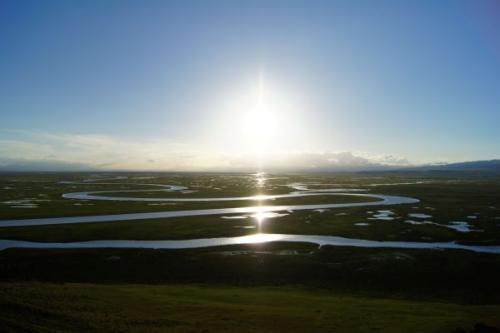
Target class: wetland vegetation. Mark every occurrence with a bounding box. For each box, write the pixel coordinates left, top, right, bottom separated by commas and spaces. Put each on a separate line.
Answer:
0, 172, 499, 332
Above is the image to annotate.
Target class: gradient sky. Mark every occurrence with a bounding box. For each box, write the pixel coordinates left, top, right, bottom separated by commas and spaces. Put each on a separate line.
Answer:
1, 0, 499, 171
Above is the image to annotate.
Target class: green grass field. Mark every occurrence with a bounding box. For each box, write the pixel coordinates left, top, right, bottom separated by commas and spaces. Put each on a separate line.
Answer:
1, 282, 499, 333
1, 172, 499, 332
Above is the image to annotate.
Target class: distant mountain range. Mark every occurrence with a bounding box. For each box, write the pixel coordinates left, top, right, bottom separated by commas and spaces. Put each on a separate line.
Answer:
294, 159, 500, 173
401, 159, 500, 172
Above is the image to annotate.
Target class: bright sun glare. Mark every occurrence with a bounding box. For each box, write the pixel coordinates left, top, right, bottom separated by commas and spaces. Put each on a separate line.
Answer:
209, 70, 305, 167
242, 73, 277, 153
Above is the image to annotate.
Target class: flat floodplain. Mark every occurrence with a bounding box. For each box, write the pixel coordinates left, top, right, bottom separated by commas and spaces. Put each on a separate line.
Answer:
0, 172, 500, 332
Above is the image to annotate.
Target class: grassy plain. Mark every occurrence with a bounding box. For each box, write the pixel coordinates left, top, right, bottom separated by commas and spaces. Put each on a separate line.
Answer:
1, 172, 499, 244
1, 172, 500, 332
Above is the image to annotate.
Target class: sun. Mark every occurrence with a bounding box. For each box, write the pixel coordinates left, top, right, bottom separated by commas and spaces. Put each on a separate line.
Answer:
206, 71, 305, 163
241, 73, 277, 153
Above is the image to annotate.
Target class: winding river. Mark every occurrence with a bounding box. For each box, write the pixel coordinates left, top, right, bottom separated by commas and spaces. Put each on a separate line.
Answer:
1, 177, 499, 254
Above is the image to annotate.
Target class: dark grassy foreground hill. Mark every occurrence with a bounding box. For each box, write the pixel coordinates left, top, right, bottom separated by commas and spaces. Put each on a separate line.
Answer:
1, 244, 500, 332
1, 282, 499, 333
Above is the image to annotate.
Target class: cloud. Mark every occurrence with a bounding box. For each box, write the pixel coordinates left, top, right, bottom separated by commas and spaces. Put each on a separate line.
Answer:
0, 131, 411, 172
250, 151, 410, 171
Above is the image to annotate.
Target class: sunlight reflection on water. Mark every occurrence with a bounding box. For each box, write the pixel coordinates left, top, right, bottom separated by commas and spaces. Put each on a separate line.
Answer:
1, 234, 500, 254
237, 233, 286, 244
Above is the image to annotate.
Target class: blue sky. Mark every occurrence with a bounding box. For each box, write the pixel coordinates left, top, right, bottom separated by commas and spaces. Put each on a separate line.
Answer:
1, 0, 499, 170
